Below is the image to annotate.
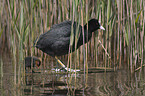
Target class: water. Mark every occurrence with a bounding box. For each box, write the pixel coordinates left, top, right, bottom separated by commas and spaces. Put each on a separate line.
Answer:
0, 52, 145, 96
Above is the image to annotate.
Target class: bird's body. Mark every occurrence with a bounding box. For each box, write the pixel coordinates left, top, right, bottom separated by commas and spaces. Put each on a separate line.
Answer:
36, 21, 72, 56
35, 19, 105, 71
36, 19, 103, 57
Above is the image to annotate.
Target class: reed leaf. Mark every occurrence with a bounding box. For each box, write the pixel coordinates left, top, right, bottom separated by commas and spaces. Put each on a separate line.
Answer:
107, 0, 111, 23
22, 24, 30, 46
135, 9, 143, 24
20, 3, 24, 34
0, 28, 3, 37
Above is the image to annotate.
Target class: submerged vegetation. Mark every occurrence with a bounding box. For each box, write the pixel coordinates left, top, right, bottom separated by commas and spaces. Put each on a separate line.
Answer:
0, 0, 144, 85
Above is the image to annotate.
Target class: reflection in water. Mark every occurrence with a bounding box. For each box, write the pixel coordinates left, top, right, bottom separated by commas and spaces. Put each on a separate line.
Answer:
0, 52, 145, 96
24, 73, 82, 96
23, 69, 145, 96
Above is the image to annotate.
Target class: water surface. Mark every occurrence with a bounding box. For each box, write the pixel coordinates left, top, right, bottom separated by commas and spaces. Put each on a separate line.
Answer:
0, 52, 144, 96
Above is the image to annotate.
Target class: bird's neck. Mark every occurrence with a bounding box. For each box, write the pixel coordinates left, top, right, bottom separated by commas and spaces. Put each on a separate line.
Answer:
84, 24, 94, 33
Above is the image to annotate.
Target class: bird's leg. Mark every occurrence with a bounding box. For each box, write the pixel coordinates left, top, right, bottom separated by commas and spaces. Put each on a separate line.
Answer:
55, 56, 66, 68
55, 56, 80, 72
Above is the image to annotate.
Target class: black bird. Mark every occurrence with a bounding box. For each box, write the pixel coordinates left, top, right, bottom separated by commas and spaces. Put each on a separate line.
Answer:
25, 56, 41, 69
34, 19, 105, 71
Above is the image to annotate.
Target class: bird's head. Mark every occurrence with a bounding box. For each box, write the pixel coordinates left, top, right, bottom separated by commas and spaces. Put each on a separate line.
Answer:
87, 19, 105, 32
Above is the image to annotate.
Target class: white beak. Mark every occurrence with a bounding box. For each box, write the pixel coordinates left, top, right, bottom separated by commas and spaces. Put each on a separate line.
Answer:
100, 26, 105, 30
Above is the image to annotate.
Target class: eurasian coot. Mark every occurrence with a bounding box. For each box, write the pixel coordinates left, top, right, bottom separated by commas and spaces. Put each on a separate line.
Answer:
34, 19, 105, 71
25, 56, 41, 69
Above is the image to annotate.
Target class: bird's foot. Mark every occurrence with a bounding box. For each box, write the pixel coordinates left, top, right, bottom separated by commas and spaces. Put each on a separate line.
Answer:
52, 67, 80, 72
64, 68, 80, 72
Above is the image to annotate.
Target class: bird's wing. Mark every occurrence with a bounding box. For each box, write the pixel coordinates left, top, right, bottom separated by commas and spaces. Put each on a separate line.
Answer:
36, 21, 72, 50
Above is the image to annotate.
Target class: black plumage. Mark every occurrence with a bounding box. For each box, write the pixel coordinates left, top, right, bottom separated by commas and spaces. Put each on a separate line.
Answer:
35, 19, 105, 71
25, 56, 41, 69
35, 19, 105, 57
